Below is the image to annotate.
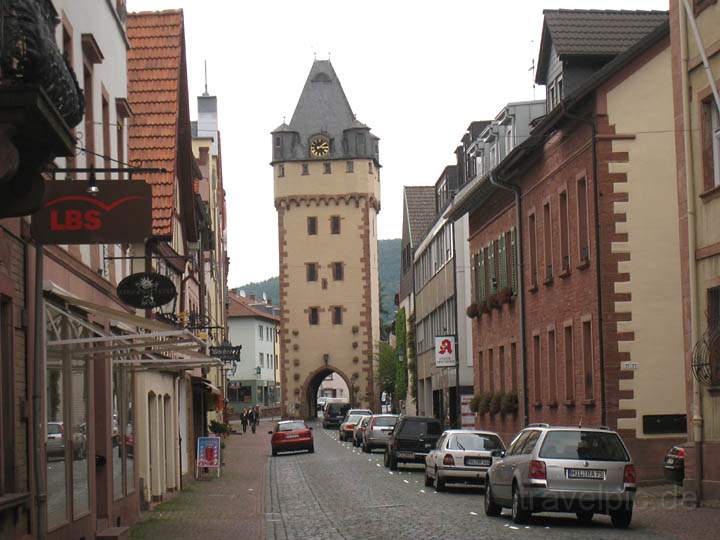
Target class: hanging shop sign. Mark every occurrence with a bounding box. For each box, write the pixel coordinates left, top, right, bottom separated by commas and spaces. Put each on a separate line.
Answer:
209, 343, 242, 363
117, 271, 177, 309
434, 335, 456, 368
31, 180, 152, 244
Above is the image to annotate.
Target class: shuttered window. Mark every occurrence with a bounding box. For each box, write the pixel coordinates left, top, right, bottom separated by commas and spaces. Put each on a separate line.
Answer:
470, 253, 478, 303
498, 234, 508, 290
478, 248, 486, 303
510, 227, 518, 293
488, 241, 496, 294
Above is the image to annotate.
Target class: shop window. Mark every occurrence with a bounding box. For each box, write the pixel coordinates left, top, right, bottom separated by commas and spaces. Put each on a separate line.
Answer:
112, 366, 135, 500
709, 287, 720, 385
0, 300, 14, 496
46, 350, 67, 529
643, 414, 687, 435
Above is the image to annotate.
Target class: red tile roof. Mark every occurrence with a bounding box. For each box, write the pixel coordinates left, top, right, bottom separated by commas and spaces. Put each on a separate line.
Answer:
228, 293, 280, 323
127, 10, 184, 237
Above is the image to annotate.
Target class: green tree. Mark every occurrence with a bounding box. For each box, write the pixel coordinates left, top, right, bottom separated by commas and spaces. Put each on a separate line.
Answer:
394, 308, 407, 401
377, 342, 397, 394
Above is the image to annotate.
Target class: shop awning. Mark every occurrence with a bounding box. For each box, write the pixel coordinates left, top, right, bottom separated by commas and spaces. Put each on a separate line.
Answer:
44, 289, 222, 369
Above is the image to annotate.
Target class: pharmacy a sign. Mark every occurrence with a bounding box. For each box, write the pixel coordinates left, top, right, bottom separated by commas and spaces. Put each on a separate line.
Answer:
435, 336, 456, 368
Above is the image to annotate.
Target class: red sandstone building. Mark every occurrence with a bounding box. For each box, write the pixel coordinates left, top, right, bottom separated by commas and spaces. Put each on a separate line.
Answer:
450, 10, 685, 481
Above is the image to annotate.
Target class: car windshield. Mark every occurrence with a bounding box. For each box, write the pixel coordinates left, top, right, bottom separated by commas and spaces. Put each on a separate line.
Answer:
373, 417, 397, 427
346, 415, 362, 425
449, 433, 503, 451
47, 424, 62, 435
401, 420, 441, 437
278, 421, 305, 432
539, 431, 629, 461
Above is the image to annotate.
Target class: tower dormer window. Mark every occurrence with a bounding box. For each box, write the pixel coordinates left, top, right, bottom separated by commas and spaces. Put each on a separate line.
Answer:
346, 160, 353, 173
301, 163, 309, 175
278, 164, 285, 178
323, 162, 331, 174
356, 133, 366, 154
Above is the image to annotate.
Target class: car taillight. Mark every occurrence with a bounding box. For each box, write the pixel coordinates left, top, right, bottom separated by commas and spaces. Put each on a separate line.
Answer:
443, 454, 455, 466
303, 430, 312, 437
623, 464, 637, 484
529, 460, 546, 480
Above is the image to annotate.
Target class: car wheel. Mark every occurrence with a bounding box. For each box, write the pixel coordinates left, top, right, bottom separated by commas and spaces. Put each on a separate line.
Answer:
362, 442, 370, 453
610, 504, 632, 529
484, 481, 502, 517
435, 468, 446, 492
511, 485, 530, 524
576, 511, 594, 524
424, 469, 434, 487
383, 450, 390, 468
308, 446, 315, 454
272, 449, 277, 457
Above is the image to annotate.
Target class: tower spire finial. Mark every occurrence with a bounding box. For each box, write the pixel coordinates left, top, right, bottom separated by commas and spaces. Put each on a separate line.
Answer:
203, 60, 209, 96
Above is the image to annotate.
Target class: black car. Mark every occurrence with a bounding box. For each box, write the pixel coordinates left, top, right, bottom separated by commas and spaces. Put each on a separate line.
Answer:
664, 443, 687, 485
322, 402, 350, 429
384, 416, 442, 470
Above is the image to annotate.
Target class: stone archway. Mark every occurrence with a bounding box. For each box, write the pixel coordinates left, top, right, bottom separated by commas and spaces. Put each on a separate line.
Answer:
301, 365, 355, 420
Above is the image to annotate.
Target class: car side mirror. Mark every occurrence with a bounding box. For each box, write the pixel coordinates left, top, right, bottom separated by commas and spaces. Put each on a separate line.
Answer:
491, 449, 505, 458
267, 431, 273, 435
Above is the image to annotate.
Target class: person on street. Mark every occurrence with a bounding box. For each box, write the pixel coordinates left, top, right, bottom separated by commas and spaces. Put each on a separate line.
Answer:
241, 409, 248, 433
250, 407, 258, 434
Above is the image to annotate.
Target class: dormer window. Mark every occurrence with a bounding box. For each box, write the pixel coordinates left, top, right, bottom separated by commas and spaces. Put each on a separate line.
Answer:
505, 126, 514, 154
356, 133, 366, 154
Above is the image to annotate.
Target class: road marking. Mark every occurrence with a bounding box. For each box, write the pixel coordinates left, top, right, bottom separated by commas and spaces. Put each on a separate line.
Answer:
470, 511, 477, 515
420, 489, 426, 493
403, 480, 409, 484
509, 526, 519, 530
376, 464, 381, 467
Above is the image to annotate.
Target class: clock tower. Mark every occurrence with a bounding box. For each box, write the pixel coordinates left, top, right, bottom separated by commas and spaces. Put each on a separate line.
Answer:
272, 60, 381, 418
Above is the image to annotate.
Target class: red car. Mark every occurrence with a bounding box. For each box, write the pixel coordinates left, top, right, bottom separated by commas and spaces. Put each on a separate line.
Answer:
270, 420, 314, 456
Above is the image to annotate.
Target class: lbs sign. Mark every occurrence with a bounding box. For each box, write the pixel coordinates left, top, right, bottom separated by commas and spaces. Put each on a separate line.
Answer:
31, 180, 152, 244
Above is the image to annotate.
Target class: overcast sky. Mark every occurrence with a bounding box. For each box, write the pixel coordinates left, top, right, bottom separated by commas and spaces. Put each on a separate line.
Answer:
128, 0, 668, 287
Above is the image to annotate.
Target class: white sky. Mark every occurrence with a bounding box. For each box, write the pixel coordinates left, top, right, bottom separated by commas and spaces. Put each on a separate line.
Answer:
128, 0, 668, 287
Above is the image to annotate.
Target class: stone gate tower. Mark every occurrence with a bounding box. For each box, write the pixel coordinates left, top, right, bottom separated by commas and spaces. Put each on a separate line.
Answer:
272, 60, 381, 418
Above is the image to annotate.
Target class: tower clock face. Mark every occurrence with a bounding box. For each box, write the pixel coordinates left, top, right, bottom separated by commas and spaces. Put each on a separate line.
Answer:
309, 136, 330, 158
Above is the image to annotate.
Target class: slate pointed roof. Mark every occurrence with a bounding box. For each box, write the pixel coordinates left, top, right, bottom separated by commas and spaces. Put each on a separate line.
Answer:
404, 186, 437, 247
288, 60, 364, 143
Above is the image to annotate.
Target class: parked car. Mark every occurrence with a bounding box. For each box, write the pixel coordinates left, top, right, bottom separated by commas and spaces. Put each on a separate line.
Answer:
361, 414, 398, 453
663, 443, 687, 486
269, 420, 314, 456
322, 402, 350, 428
345, 408, 372, 418
353, 416, 370, 447
317, 396, 327, 411
425, 430, 504, 491
384, 416, 442, 470
47, 421, 87, 460
339, 414, 365, 442
484, 425, 636, 528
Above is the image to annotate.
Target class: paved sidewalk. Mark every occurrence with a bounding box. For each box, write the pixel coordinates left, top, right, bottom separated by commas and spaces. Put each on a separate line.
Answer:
130, 420, 270, 540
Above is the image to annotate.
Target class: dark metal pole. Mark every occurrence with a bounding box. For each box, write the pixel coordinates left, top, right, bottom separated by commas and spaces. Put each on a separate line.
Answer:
32, 243, 47, 539
455, 332, 461, 428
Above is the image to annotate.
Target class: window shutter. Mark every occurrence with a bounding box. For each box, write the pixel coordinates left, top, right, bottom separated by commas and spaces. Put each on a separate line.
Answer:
479, 248, 486, 302
510, 227, 518, 294
498, 234, 507, 290
488, 241, 496, 294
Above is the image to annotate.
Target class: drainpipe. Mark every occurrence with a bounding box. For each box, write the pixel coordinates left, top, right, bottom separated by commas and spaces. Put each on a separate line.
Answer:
32, 242, 46, 540
489, 173, 529, 425
679, 0, 703, 505
559, 106, 608, 428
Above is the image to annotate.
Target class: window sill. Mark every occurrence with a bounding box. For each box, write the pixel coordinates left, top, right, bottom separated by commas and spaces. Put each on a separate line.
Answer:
558, 267, 571, 279
532, 401, 543, 409
700, 183, 720, 203
543, 277, 554, 286
576, 258, 590, 271
564, 399, 575, 407
547, 400, 558, 409
581, 398, 595, 407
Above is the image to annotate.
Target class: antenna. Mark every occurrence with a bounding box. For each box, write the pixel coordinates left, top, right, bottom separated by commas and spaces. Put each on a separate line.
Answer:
528, 58, 536, 100
203, 60, 209, 96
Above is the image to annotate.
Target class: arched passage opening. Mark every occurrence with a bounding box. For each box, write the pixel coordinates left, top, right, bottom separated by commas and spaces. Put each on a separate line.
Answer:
302, 366, 353, 420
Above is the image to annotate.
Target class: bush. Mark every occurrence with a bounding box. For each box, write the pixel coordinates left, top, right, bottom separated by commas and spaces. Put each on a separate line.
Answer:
479, 301, 491, 314
466, 303, 480, 319
489, 392, 502, 416
469, 393, 482, 413
501, 391, 519, 415
477, 392, 492, 416
209, 420, 231, 435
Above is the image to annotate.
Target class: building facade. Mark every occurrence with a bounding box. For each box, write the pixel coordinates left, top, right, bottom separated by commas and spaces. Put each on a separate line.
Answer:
670, 0, 720, 502
227, 293, 280, 408
272, 60, 381, 418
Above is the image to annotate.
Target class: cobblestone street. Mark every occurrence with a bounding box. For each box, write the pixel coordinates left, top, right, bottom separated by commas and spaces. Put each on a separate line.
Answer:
127, 421, 720, 540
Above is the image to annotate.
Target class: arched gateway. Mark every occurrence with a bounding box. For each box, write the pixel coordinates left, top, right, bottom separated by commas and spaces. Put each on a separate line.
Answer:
303, 366, 353, 419
272, 60, 381, 419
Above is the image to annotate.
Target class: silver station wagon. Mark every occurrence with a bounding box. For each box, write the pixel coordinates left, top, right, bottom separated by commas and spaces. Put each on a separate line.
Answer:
484, 425, 636, 528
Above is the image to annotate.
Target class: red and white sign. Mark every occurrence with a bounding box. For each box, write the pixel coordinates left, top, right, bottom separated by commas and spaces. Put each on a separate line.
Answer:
434, 336, 456, 368
460, 395, 476, 430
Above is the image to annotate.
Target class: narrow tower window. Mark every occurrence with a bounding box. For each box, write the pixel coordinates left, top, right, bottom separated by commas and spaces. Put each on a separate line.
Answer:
307, 216, 317, 235
330, 216, 341, 234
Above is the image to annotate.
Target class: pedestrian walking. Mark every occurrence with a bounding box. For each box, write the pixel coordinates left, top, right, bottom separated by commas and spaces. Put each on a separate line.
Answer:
250, 407, 258, 434
241, 409, 248, 433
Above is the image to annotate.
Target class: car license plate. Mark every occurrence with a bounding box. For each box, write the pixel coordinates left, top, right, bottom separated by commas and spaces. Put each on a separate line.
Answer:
397, 451, 414, 459
666, 457, 675, 465
465, 457, 491, 467
567, 468, 606, 480
286, 434, 299, 439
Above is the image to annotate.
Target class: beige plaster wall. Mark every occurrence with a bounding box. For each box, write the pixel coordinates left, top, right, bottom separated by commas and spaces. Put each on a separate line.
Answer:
605, 44, 686, 437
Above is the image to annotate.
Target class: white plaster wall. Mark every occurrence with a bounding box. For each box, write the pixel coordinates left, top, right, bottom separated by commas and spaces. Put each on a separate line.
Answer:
228, 316, 278, 385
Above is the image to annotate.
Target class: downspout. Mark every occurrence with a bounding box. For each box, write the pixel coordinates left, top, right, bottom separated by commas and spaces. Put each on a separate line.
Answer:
32, 242, 47, 540
559, 106, 607, 427
489, 173, 529, 425
450, 221, 461, 428
680, 0, 703, 505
